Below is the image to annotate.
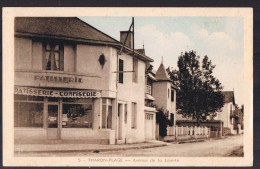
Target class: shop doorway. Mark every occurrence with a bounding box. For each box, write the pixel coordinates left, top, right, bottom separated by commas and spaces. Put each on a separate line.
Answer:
47, 104, 60, 139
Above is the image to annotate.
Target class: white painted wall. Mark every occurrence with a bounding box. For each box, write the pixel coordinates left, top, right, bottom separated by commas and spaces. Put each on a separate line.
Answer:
218, 102, 233, 128
14, 36, 149, 144
115, 52, 147, 143
15, 37, 32, 70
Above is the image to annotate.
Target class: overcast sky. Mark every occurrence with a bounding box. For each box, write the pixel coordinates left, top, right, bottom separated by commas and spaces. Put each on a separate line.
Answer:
80, 16, 244, 106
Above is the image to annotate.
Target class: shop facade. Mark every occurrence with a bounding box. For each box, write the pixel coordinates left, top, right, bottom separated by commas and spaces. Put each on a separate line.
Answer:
14, 17, 153, 144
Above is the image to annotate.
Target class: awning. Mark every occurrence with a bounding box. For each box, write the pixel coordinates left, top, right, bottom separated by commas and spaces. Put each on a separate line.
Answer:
145, 94, 155, 101
14, 86, 101, 98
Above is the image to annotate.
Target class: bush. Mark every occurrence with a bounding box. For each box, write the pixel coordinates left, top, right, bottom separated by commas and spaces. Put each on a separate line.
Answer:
156, 110, 168, 137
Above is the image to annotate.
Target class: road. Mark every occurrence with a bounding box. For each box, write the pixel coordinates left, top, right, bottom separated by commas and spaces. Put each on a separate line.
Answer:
89, 134, 243, 157
17, 134, 243, 157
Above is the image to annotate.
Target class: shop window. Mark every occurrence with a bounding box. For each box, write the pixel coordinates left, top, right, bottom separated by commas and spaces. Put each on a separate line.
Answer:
43, 42, 64, 71
48, 97, 59, 102
132, 58, 138, 83
131, 102, 137, 128
107, 105, 112, 129
119, 59, 124, 83
14, 95, 27, 100
14, 102, 44, 127
63, 98, 92, 104
15, 95, 44, 101
62, 104, 93, 128
102, 99, 113, 129
102, 104, 107, 128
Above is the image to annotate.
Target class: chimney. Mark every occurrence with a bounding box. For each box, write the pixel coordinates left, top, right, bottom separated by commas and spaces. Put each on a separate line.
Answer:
120, 31, 133, 49
136, 49, 145, 55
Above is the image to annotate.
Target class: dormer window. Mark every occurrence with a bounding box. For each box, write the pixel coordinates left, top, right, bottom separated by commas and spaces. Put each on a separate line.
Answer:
43, 42, 64, 71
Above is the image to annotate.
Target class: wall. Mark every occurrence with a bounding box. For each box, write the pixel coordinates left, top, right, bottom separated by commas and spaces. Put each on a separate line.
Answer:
64, 44, 76, 72
218, 102, 232, 128
153, 82, 168, 110
115, 52, 147, 143
15, 37, 32, 70
32, 41, 43, 70
153, 82, 176, 116
14, 36, 149, 144
14, 128, 47, 144
14, 128, 115, 144
14, 37, 117, 96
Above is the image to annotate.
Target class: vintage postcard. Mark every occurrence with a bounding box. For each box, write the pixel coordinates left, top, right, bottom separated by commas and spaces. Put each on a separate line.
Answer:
2, 7, 253, 166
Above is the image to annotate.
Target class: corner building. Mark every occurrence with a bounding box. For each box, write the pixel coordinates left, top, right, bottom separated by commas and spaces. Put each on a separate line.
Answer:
14, 17, 153, 144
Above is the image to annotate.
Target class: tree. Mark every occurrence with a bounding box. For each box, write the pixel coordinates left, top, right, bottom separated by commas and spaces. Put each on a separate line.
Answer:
168, 51, 224, 123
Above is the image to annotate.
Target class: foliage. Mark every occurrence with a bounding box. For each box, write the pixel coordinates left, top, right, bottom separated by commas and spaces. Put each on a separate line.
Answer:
156, 108, 168, 137
167, 51, 224, 123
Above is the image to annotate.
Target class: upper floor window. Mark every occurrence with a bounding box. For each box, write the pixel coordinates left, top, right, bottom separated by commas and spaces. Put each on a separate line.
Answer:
132, 58, 138, 83
43, 43, 64, 71
171, 90, 175, 102
119, 59, 124, 83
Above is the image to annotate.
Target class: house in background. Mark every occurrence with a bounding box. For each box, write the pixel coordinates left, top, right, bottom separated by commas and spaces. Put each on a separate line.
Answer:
14, 17, 154, 145
232, 107, 244, 134
216, 91, 243, 135
144, 62, 157, 141
152, 62, 177, 140
151, 62, 221, 140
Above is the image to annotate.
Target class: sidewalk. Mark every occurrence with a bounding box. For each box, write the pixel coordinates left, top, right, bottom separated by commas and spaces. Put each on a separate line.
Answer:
14, 140, 167, 154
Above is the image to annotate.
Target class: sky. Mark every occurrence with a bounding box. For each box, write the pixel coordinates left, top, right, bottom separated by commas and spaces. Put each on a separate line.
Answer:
80, 16, 244, 106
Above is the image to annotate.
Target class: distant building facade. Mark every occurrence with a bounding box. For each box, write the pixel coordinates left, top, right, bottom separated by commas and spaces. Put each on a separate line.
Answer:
152, 63, 177, 139
14, 17, 154, 144
216, 91, 243, 135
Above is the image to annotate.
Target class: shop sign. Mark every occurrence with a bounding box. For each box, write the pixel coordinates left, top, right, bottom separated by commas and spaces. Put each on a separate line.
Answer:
34, 75, 83, 83
14, 86, 101, 98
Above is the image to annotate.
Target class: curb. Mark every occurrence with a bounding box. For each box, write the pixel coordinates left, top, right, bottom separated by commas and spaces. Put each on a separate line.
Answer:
15, 143, 167, 154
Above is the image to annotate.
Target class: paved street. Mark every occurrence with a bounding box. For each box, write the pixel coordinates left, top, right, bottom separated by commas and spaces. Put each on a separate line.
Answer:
17, 134, 243, 157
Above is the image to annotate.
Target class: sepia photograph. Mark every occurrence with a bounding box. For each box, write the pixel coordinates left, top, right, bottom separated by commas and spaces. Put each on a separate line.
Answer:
2, 7, 253, 167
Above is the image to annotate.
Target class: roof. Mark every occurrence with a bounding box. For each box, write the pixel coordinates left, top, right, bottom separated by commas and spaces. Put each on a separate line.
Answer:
222, 91, 235, 104
15, 17, 153, 62
155, 63, 171, 81
15, 17, 118, 43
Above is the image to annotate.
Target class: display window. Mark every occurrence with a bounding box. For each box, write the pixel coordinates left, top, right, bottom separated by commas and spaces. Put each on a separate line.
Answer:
14, 94, 94, 129
62, 98, 93, 128
62, 104, 93, 128
14, 95, 44, 128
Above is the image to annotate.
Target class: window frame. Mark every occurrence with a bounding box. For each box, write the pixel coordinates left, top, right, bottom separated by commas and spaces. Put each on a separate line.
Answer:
14, 95, 44, 128
42, 42, 64, 71
119, 59, 124, 84
62, 99, 93, 128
